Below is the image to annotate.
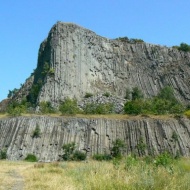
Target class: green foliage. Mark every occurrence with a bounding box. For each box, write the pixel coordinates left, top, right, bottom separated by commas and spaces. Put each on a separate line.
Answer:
103, 92, 111, 97
157, 86, 177, 103
116, 37, 144, 43
27, 80, 42, 105
171, 131, 178, 142
32, 124, 41, 138
154, 152, 173, 167
177, 43, 190, 52
62, 142, 86, 161
93, 154, 112, 161
84, 92, 93, 98
42, 62, 50, 75
7, 99, 30, 116
48, 68, 55, 76
72, 151, 87, 161
59, 98, 80, 115
111, 139, 126, 159
24, 154, 38, 162
62, 142, 76, 161
0, 148, 7, 159
131, 87, 144, 100
84, 103, 114, 114
125, 88, 131, 100
137, 137, 147, 154
7, 88, 19, 98
124, 99, 144, 115
124, 86, 184, 115
39, 101, 55, 114
125, 154, 138, 169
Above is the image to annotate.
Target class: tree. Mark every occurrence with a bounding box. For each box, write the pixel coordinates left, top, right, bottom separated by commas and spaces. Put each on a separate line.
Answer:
178, 43, 190, 52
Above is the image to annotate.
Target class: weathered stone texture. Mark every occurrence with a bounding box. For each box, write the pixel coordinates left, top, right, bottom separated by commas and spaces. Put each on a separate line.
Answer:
0, 116, 190, 161
31, 22, 190, 107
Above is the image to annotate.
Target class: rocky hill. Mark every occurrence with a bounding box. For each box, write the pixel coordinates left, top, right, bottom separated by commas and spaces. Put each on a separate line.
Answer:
1, 22, 190, 161
12, 21, 190, 107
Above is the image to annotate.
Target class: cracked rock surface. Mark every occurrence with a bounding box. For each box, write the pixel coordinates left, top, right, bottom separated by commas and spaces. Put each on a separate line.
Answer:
0, 116, 190, 161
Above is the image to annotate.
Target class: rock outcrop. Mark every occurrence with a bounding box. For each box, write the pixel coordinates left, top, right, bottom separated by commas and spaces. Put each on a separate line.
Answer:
10, 22, 190, 107
0, 116, 190, 161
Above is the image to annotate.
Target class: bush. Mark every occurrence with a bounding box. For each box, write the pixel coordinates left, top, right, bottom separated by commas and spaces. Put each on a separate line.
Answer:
154, 152, 173, 167
84, 103, 114, 114
131, 87, 144, 100
62, 142, 76, 161
103, 92, 111, 97
72, 151, 87, 161
59, 98, 80, 115
93, 153, 112, 161
178, 43, 190, 52
0, 148, 7, 159
84, 93, 93, 98
25, 154, 38, 162
39, 101, 55, 114
124, 86, 184, 115
32, 124, 41, 138
111, 139, 126, 159
62, 142, 86, 161
124, 99, 144, 115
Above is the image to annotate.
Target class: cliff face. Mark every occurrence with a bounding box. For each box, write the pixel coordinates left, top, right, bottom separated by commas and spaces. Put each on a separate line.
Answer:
25, 22, 190, 107
0, 116, 190, 161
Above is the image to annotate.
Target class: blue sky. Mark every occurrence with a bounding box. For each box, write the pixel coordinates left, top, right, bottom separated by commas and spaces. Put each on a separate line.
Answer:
1, 0, 190, 101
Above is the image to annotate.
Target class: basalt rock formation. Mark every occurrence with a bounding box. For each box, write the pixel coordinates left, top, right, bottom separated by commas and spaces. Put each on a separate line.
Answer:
0, 116, 190, 161
13, 21, 190, 107
1, 22, 190, 161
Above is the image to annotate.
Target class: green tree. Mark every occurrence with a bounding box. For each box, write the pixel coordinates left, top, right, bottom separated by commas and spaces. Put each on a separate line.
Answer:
178, 43, 190, 52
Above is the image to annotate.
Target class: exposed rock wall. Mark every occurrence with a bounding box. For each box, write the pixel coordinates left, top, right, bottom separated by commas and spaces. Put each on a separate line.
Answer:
0, 116, 190, 161
30, 22, 190, 107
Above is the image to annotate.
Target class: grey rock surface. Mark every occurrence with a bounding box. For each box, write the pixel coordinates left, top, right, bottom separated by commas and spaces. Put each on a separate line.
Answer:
13, 22, 190, 107
0, 116, 190, 161
30, 22, 190, 107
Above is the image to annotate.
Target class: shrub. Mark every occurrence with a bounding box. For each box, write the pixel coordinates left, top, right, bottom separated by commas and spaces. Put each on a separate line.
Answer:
103, 92, 111, 97
72, 151, 87, 161
124, 99, 144, 115
178, 43, 190, 52
59, 98, 80, 115
84, 93, 93, 98
171, 131, 178, 142
0, 148, 7, 159
125, 88, 131, 99
131, 87, 144, 100
93, 153, 112, 161
111, 139, 126, 159
25, 154, 38, 162
137, 137, 147, 154
154, 152, 173, 167
84, 103, 114, 114
32, 124, 41, 138
62, 142, 75, 161
39, 101, 55, 114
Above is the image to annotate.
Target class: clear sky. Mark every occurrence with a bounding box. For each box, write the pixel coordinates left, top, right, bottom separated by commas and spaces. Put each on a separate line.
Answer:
1, 0, 190, 101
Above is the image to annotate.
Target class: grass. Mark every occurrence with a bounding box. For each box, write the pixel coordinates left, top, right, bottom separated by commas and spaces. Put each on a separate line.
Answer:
0, 158, 190, 190
0, 112, 182, 121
